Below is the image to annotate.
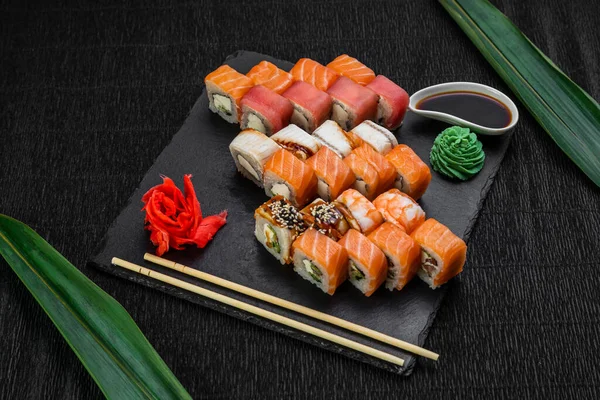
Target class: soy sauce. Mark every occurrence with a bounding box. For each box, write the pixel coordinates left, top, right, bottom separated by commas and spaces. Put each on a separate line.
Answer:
416, 91, 511, 129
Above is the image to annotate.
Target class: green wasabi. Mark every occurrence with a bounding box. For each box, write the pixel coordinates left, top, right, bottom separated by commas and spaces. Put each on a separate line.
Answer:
430, 126, 485, 181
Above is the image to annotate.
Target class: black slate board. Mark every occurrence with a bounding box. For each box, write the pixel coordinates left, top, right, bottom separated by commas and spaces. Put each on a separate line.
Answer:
89, 51, 513, 375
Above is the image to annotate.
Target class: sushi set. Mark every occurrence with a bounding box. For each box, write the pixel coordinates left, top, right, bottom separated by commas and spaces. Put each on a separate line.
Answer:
90, 51, 515, 375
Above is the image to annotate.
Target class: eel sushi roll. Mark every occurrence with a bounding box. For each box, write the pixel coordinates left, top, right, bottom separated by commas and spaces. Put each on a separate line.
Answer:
205, 65, 254, 123
311, 120, 363, 158
306, 146, 356, 201
373, 189, 425, 234
410, 218, 467, 289
385, 144, 432, 200
246, 61, 294, 94
332, 189, 383, 235
254, 196, 307, 264
351, 144, 397, 194
270, 124, 321, 161
366, 75, 409, 130
327, 54, 376, 86
350, 120, 398, 155
292, 228, 348, 295
300, 198, 350, 240
240, 85, 293, 135
343, 153, 380, 200
229, 129, 281, 187
290, 58, 340, 91
338, 229, 387, 296
282, 81, 333, 133
263, 148, 318, 208
368, 222, 421, 291
327, 77, 379, 130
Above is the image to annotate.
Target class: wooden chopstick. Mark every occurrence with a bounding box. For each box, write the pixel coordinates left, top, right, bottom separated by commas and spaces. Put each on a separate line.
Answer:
112, 257, 405, 367
144, 253, 439, 361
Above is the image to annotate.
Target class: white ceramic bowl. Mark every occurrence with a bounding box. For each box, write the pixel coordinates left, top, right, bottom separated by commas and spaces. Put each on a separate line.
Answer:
408, 82, 519, 136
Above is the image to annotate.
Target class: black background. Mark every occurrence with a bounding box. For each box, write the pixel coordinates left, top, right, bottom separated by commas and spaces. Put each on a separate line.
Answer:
1, 0, 599, 398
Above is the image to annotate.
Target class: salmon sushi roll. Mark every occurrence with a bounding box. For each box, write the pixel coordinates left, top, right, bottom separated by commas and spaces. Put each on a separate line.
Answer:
263, 148, 318, 208
327, 77, 379, 130
255, 196, 307, 264
373, 189, 425, 234
306, 146, 355, 201
410, 219, 467, 289
385, 144, 432, 200
366, 75, 409, 130
368, 222, 421, 290
350, 120, 398, 155
205, 65, 254, 123
282, 81, 333, 133
229, 129, 281, 187
300, 198, 350, 240
290, 58, 340, 92
338, 229, 387, 296
246, 61, 294, 94
292, 228, 348, 294
240, 85, 293, 135
271, 124, 321, 161
327, 54, 376, 86
351, 144, 397, 194
343, 153, 380, 200
333, 189, 383, 235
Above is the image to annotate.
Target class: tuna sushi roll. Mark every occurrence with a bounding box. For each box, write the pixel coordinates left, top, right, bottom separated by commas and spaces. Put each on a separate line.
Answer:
366, 75, 409, 130
327, 77, 379, 131
246, 61, 294, 94
290, 58, 340, 91
338, 229, 387, 296
263, 148, 318, 208
351, 144, 397, 194
229, 129, 281, 188
292, 228, 348, 295
327, 54, 376, 86
373, 189, 425, 234
410, 219, 467, 289
311, 120, 363, 158
385, 145, 432, 200
270, 124, 321, 161
282, 81, 332, 133
205, 65, 254, 123
240, 85, 293, 135
350, 120, 398, 155
343, 153, 380, 200
255, 196, 307, 264
300, 198, 350, 241
333, 189, 383, 235
306, 146, 356, 201
368, 222, 421, 290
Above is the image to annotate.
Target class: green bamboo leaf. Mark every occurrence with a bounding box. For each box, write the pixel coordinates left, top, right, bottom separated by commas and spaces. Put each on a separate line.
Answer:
440, 0, 600, 187
0, 214, 191, 400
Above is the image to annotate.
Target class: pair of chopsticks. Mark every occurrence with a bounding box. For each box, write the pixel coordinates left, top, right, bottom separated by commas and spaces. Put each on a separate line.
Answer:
112, 253, 439, 367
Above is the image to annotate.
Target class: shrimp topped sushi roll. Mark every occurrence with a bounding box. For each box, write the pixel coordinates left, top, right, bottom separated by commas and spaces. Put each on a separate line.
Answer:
246, 61, 294, 94
327, 54, 376, 86
292, 228, 348, 295
311, 120, 363, 158
366, 75, 409, 130
338, 229, 387, 296
306, 146, 355, 201
333, 189, 383, 235
410, 219, 467, 289
263, 148, 318, 208
255, 196, 307, 264
282, 81, 332, 133
343, 153, 380, 200
327, 77, 379, 130
240, 85, 293, 136
373, 189, 425, 234
300, 198, 350, 240
205, 65, 254, 123
368, 222, 421, 290
351, 144, 397, 194
290, 58, 340, 91
350, 120, 398, 155
271, 124, 321, 161
229, 129, 281, 188
385, 145, 432, 200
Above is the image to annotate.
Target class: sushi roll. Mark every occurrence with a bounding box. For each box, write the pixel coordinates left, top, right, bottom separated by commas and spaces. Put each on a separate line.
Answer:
254, 196, 307, 264
300, 198, 350, 240
343, 153, 380, 200
306, 146, 356, 201
311, 120, 363, 158
246, 61, 294, 94
327, 77, 379, 131
338, 229, 387, 296
368, 222, 421, 291
290, 58, 340, 91
410, 219, 467, 289
240, 85, 294, 135
229, 129, 281, 187
270, 124, 321, 161
373, 189, 426, 234
327, 54, 376, 86
385, 144, 432, 200
366, 75, 409, 130
292, 228, 348, 295
205, 65, 254, 123
333, 189, 383, 235
282, 81, 333, 133
263, 148, 318, 208
351, 144, 397, 194
350, 120, 398, 155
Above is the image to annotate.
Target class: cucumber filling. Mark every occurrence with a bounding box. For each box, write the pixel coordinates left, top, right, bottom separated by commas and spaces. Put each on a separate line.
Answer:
349, 260, 365, 281
303, 259, 322, 283
422, 250, 438, 277
264, 225, 280, 254
213, 94, 232, 116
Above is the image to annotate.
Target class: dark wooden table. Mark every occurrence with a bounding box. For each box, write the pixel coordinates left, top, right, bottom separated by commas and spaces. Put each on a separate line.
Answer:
1, 1, 599, 398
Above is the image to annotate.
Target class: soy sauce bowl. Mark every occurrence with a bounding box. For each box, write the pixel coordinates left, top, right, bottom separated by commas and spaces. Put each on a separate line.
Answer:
408, 82, 519, 136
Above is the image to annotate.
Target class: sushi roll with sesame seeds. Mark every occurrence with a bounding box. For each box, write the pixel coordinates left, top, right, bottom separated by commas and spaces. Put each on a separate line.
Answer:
300, 198, 350, 241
